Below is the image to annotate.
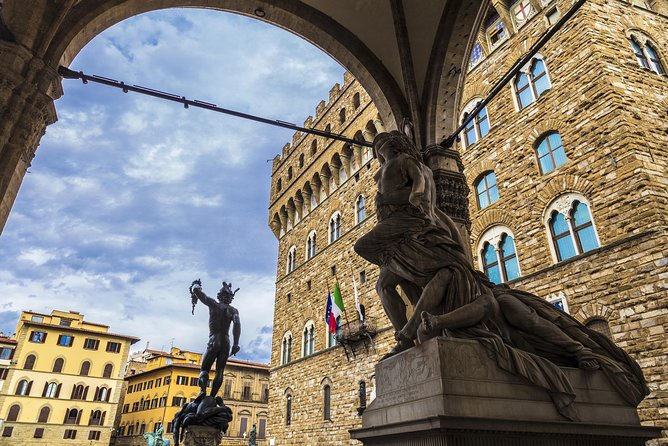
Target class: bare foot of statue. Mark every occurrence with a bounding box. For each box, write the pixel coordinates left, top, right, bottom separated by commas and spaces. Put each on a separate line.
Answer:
420, 311, 438, 336
381, 338, 413, 361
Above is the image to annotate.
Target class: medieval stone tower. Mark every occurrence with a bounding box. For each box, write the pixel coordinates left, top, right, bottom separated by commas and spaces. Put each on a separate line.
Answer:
267, 0, 668, 444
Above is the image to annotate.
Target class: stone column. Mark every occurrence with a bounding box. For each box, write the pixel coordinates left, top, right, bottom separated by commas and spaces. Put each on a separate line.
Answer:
182, 426, 223, 446
0, 40, 60, 234
422, 144, 473, 263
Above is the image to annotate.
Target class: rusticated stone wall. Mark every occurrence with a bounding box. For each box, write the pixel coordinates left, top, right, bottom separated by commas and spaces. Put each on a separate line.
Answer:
460, 0, 668, 441
268, 0, 667, 445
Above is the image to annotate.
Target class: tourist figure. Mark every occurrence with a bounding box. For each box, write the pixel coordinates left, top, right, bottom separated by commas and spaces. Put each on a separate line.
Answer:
190, 280, 241, 398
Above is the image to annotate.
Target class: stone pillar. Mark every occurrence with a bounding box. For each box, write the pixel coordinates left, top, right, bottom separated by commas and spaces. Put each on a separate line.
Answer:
422, 144, 473, 262
182, 426, 223, 446
0, 40, 60, 234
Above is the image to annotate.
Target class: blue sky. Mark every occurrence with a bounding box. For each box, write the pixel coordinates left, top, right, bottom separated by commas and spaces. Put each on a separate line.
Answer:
0, 9, 345, 363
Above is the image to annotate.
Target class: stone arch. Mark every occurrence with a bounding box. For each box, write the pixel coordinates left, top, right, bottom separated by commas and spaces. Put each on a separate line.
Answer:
528, 118, 569, 141
625, 28, 668, 68
470, 208, 517, 241
573, 301, 616, 325
465, 159, 497, 191
48, 2, 408, 130
52, 356, 66, 373
320, 163, 333, 195
533, 175, 596, 221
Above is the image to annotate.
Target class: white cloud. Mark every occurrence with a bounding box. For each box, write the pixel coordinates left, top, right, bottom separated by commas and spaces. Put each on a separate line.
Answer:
0, 8, 346, 364
18, 248, 59, 266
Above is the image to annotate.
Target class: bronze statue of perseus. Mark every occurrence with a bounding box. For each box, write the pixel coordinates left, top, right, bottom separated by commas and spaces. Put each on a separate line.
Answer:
189, 280, 241, 398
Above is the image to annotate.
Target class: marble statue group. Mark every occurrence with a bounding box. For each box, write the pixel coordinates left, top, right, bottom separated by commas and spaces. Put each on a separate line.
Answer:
354, 131, 649, 420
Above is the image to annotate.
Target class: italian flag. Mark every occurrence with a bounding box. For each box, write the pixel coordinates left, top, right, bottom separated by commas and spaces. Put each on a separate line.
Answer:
325, 282, 345, 332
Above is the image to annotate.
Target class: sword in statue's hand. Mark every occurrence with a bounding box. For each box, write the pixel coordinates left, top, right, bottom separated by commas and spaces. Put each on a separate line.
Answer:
189, 279, 202, 315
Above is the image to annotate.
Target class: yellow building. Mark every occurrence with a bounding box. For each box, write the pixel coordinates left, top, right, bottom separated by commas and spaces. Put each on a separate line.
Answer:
0, 309, 139, 445
0, 336, 17, 394
115, 347, 269, 446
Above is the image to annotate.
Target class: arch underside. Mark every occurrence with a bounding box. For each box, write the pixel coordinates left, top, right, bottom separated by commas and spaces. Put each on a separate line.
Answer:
44, 0, 486, 145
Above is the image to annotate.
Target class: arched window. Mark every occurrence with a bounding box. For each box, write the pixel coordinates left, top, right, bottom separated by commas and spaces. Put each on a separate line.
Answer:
478, 226, 521, 284
645, 43, 664, 74
53, 358, 64, 373
482, 242, 501, 284
287, 167, 293, 181
546, 195, 600, 262
15, 379, 31, 396
356, 196, 366, 224
7, 404, 20, 421
339, 108, 346, 124
80, 361, 91, 376
103, 363, 113, 378
89, 410, 103, 426
630, 36, 664, 74
460, 100, 490, 147
536, 132, 567, 174
95, 386, 110, 402
276, 178, 282, 192
329, 213, 342, 243
286, 246, 297, 274
310, 140, 317, 155
325, 123, 331, 133
286, 394, 292, 426
353, 93, 361, 109
299, 154, 304, 168
358, 380, 367, 415
38, 406, 50, 423
302, 321, 315, 357
23, 354, 36, 370
323, 385, 331, 420
281, 332, 293, 365
64, 408, 80, 425
514, 57, 551, 109
307, 231, 317, 260
474, 172, 499, 209
43, 382, 59, 398
72, 384, 87, 400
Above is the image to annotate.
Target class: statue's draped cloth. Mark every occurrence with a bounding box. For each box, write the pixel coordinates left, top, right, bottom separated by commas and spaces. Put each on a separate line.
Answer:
355, 153, 648, 421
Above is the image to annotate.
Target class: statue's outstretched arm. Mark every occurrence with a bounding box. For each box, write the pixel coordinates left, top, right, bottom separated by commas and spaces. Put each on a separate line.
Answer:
191, 286, 216, 308
231, 310, 241, 355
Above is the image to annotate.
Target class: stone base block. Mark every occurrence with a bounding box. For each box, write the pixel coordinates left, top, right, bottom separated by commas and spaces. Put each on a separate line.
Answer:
183, 425, 223, 446
350, 337, 661, 445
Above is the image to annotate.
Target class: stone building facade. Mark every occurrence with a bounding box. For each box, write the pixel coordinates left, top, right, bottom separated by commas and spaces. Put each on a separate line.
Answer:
0, 309, 139, 446
113, 347, 269, 446
267, 0, 667, 444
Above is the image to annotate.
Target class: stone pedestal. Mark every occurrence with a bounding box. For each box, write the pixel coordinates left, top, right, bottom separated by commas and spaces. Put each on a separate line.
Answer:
350, 337, 661, 445
182, 425, 223, 446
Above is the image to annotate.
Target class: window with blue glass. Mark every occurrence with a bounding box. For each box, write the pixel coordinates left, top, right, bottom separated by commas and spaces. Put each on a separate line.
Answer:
0, 347, 12, 360
57, 334, 74, 347
536, 132, 567, 174
630, 36, 664, 74
571, 201, 599, 253
514, 57, 551, 109
549, 210, 576, 261
475, 172, 499, 209
356, 195, 366, 224
499, 234, 520, 281
482, 242, 502, 284
480, 232, 520, 284
548, 199, 599, 262
462, 103, 490, 147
